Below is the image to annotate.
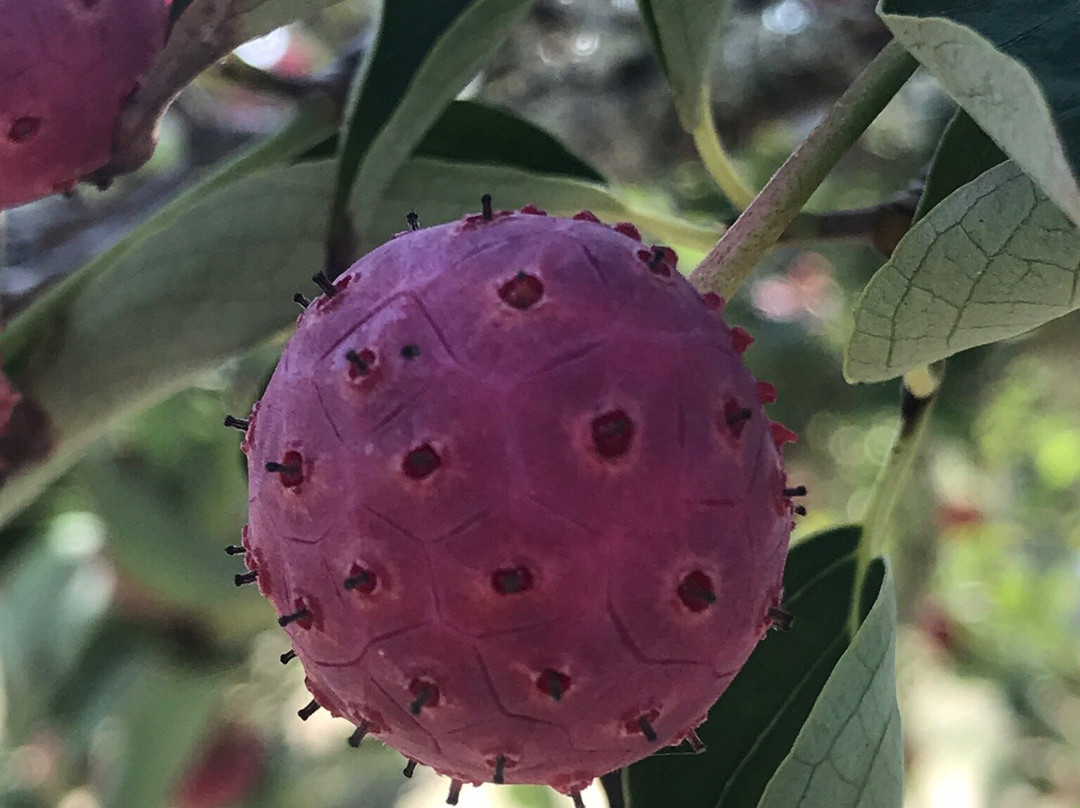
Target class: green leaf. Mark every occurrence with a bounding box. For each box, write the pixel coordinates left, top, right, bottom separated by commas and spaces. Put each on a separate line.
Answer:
628, 527, 900, 808
756, 562, 902, 808
878, 0, 1080, 226
638, 0, 731, 130
914, 108, 1006, 223
333, 0, 534, 246
846, 160, 1080, 382
232, 0, 345, 43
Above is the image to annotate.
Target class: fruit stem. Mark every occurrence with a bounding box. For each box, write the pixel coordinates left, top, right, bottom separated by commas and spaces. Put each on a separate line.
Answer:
691, 83, 756, 210
689, 39, 918, 298
848, 363, 941, 639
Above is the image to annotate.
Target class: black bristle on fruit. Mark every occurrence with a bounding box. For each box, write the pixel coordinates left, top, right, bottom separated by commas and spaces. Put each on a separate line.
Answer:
794, 505, 807, 516
481, 193, 493, 221
407, 211, 420, 231
280, 649, 296, 665
493, 755, 507, 784
726, 408, 753, 426
409, 686, 432, 716
648, 247, 666, 270
686, 730, 706, 753
224, 545, 245, 555
403, 760, 417, 778
293, 292, 311, 309
298, 700, 321, 721
234, 570, 258, 587
278, 608, 310, 627
348, 721, 370, 748
345, 350, 370, 376
768, 606, 794, 631
784, 485, 808, 497
344, 570, 373, 590
446, 781, 462, 805
637, 716, 659, 743
223, 415, 249, 431
265, 461, 300, 475
571, 790, 586, 808
312, 271, 337, 297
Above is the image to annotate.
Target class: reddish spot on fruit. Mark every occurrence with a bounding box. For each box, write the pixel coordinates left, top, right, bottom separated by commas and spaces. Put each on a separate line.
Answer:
520, 204, 547, 215
770, 423, 798, 447
268, 450, 304, 488
345, 563, 377, 594
731, 327, 754, 354
7, 116, 40, 143
591, 409, 635, 459
572, 210, 600, 223
492, 566, 534, 594
536, 669, 571, 701
701, 292, 724, 310
677, 571, 717, 612
409, 679, 441, 713
756, 381, 778, 405
613, 222, 641, 241
498, 272, 544, 310
403, 443, 441, 479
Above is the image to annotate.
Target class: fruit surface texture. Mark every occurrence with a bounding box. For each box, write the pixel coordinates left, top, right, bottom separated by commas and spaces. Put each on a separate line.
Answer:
0, 0, 168, 208
241, 207, 794, 793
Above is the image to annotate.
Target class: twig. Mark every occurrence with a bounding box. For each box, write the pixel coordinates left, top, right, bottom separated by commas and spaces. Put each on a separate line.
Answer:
689, 39, 918, 298
780, 181, 922, 255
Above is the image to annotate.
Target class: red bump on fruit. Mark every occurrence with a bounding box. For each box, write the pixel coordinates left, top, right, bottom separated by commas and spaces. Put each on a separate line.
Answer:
756, 381, 778, 405
572, 210, 601, 223
612, 222, 642, 241
520, 204, 547, 215
242, 209, 790, 791
701, 292, 724, 311
731, 327, 754, 354
770, 422, 798, 447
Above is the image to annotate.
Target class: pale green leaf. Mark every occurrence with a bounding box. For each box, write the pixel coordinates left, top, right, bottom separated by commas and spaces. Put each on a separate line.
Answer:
846, 161, 1080, 382
757, 562, 902, 808
638, 0, 731, 130
878, 0, 1080, 227
234, 0, 346, 41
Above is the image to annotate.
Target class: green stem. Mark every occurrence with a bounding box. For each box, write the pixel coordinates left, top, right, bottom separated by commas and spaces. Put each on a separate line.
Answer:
848, 364, 942, 639
688, 39, 917, 298
692, 83, 756, 210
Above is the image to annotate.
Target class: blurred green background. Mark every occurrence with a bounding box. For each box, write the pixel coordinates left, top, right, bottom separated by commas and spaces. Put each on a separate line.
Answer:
2, 2, 1079, 807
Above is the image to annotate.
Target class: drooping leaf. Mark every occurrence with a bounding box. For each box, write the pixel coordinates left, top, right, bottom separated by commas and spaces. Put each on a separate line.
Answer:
627, 527, 900, 808
756, 562, 902, 808
332, 0, 534, 246
638, 0, 732, 130
914, 108, 1006, 222
878, 0, 1080, 226
846, 161, 1080, 383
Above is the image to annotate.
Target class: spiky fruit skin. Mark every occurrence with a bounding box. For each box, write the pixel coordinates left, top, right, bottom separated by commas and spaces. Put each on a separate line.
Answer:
0, 0, 169, 209
242, 209, 793, 792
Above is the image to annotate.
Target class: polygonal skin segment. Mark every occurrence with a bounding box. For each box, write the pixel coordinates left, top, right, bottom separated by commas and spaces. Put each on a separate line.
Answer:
243, 209, 793, 791
0, 0, 169, 208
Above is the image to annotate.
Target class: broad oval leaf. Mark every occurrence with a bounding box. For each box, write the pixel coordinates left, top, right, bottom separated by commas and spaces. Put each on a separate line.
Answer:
914, 108, 1006, 223
757, 562, 901, 808
879, 0, 1080, 227
639, 0, 731, 130
846, 161, 1080, 383
334, 0, 534, 245
627, 527, 900, 808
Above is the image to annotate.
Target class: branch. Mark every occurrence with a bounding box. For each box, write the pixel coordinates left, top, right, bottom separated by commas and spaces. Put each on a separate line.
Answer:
779, 181, 922, 255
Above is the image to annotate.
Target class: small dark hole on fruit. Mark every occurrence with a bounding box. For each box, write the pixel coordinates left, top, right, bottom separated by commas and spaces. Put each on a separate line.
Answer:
677, 570, 716, 612
591, 409, 634, 459
492, 566, 534, 595
8, 116, 40, 143
346, 348, 377, 379
403, 443, 441, 479
344, 564, 377, 594
498, 272, 544, 310
535, 669, 571, 701
401, 344, 421, 360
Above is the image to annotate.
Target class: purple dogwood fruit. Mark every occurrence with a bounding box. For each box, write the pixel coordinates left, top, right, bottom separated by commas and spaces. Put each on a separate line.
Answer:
236, 203, 796, 800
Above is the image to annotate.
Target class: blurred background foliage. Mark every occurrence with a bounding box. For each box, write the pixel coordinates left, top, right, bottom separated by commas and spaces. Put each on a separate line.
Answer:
1, 1, 1078, 807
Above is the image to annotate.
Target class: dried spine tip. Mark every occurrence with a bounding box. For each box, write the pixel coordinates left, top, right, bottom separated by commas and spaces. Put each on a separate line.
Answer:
408, 681, 438, 715
298, 700, 321, 720
403, 760, 418, 778
224, 544, 245, 555
348, 721, 370, 748
481, 193, 493, 221
677, 571, 717, 612
768, 606, 794, 631
265, 461, 300, 475
793, 505, 807, 516
407, 211, 420, 231
345, 350, 371, 376
293, 292, 311, 309
784, 485, 808, 497
686, 730, 706, 753
343, 570, 374, 591
726, 408, 752, 426
446, 781, 463, 805
223, 415, 249, 431
234, 570, 258, 586
280, 650, 296, 665
571, 791, 586, 808
537, 669, 570, 702
278, 608, 310, 627
312, 271, 337, 297
637, 716, 659, 743
493, 755, 507, 784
